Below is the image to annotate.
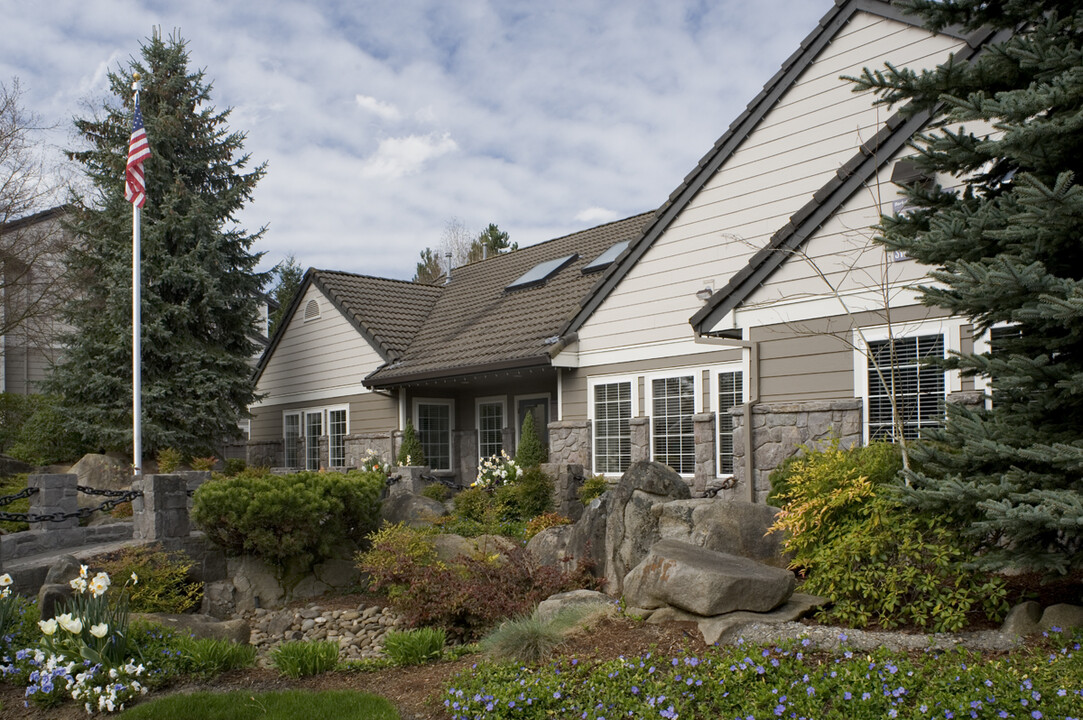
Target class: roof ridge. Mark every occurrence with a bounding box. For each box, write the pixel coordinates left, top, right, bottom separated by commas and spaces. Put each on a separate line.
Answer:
313, 268, 442, 289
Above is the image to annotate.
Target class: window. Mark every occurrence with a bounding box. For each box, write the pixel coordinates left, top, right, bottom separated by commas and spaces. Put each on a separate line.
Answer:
416, 400, 453, 471
651, 375, 696, 475
328, 408, 347, 468
867, 334, 945, 441
283, 412, 300, 468
305, 410, 323, 470
716, 370, 743, 475
477, 400, 505, 459
593, 381, 632, 474
582, 241, 630, 274
505, 255, 578, 291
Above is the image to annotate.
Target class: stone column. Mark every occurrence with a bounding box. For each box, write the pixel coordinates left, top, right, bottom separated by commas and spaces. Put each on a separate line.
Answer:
28, 474, 79, 531
692, 412, 716, 494
389, 466, 431, 497
132, 474, 189, 540
630, 417, 651, 463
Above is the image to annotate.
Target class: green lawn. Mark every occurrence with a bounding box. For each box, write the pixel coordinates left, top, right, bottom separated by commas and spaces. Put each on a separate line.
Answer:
117, 690, 399, 720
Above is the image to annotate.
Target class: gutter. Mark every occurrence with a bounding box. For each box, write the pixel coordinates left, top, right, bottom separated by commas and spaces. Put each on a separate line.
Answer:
694, 332, 760, 504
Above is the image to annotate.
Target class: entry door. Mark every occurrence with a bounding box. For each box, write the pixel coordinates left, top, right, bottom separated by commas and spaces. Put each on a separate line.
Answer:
516, 396, 549, 454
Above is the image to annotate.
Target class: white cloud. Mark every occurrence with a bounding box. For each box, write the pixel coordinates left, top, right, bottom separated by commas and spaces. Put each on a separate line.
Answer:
360, 132, 459, 179
575, 207, 619, 224
354, 94, 401, 121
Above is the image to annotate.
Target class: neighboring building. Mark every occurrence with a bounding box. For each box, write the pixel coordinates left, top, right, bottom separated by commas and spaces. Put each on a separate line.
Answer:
250, 0, 1003, 500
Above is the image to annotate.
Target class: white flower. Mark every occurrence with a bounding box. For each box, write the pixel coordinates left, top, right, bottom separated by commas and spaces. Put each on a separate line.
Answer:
89, 623, 108, 638
70, 577, 87, 594
130, 572, 139, 586
57, 613, 83, 634
38, 618, 58, 635
0, 572, 12, 587
1, 587, 9, 599
79, 564, 88, 578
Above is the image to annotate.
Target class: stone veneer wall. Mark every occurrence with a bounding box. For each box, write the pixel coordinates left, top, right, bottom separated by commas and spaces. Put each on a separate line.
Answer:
344, 432, 394, 469
548, 420, 591, 468
246, 439, 282, 468
729, 400, 863, 504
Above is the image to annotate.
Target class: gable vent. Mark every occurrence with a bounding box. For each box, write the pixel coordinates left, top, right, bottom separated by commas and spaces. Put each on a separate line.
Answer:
303, 299, 321, 321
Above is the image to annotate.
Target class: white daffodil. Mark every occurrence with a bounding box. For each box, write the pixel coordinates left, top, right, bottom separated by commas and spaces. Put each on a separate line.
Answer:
70, 577, 87, 594
0, 572, 12, 587
89, 623, 108, 638
1, 587, 9, 599
39, 618, 58, 636
79, 564, 88, 578
57, 613, 83, 634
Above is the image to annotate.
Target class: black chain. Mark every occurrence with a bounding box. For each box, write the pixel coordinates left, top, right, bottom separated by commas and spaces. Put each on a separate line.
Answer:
0, 489, 143, 523
76, 485, 138, 498
422, 473, 465, 491
0, 486, 39, 506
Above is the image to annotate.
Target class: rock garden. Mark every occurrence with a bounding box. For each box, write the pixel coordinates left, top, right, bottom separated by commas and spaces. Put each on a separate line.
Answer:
0, 436, 1081, 719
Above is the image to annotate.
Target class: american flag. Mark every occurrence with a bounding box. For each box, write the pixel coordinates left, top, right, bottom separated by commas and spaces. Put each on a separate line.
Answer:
125, 97, 151, 208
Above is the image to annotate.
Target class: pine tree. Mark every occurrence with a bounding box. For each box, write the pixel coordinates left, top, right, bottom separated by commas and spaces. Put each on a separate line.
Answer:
49, 31, 267, 457
853, 1, 1083, 573
514, 412, 546, 468
268, 253, 304, 337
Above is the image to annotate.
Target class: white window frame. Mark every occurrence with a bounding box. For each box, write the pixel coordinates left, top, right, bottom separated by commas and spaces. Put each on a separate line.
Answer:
304, 409, 324, 471
414, 398, 455, 471
587, 375, 639, 477
283, 411, 301, 468
852, 318, 962, 444
645, 369, 701, 477
327, 405, 349, 468
709, 362, 746, 478
475, 396, 506, 460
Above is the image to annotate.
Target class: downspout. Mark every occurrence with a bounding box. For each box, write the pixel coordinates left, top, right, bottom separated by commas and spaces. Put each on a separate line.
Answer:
694, 331, 760, 503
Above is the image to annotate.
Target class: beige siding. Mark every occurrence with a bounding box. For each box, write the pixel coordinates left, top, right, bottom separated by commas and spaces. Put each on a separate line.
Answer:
575, 12, 964, 360
249, 391, 397, 441
256, 284, 384, 402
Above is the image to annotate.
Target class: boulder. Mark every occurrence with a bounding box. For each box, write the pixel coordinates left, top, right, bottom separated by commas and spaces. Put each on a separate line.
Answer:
526, 524, 573, 568
44, 554, 83, 585
201, 580, 237, 620
1001, 601, 1043, 637
1039, 603, 1083, 633
70, 454, 132, 510
604, 462, 691, 594
379, 493, 448, 527
132, 612, 250, 644
227, 555, 285, 612
656, 499, 790, 567
535, 589, 615, 625
566, 494, 608, 577
622, 539, 794, 617
432, 533, 517, 563
651, 593, 828, 645
0, 454, 31, 476
37, 584, 72, 621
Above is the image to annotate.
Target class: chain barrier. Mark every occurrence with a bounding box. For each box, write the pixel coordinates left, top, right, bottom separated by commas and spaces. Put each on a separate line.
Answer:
0, 486, 39, 506
0, 489, 143, 524
422, 472, 465, 491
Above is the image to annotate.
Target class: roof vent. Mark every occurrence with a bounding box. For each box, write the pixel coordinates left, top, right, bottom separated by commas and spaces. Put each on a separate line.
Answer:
303, 298, 321, 322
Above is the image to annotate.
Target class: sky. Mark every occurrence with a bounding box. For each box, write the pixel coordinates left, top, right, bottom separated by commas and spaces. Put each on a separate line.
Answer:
2, 0, 834, 281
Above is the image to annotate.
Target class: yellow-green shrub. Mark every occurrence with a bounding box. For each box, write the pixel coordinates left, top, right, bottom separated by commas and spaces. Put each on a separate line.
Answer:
94, 544, 203, 614
770, 440, 1007, 632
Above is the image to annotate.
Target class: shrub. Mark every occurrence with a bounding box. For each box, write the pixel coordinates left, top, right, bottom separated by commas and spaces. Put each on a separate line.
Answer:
495, 466, 554, 521
360, 527, 600, 641
420, 482, 450, 502
0, 473, 30, 533
7, 395, 87, 466
397, 422, 424, 466
514, 413, 546, 467
271, 640, 339, 677
453, 486, 492, 523
480, 606, 599, 664
577, 474, 609, 505
189, 455, 217, 472
192, 469, 383, 585
156, 447, 183, 473
524, 512, 570, 541
92, 544, 203, 614
770, 440, 1007, 632
382, 626, 446, 666
222, 457, 247, 476
0, 392, 35, 453
178, 636, 257, 678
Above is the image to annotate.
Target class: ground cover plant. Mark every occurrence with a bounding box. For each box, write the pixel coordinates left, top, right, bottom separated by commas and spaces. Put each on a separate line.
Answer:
92, 545, 203, 614
445, 630, 1083, 720
271, 640, 340, 678
115, 689, 399, 720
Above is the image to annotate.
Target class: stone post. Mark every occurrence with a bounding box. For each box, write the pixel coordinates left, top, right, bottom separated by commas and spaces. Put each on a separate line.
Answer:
28, 474, 79, 531
692, 412, 716, 494
389, 466, 431, 497
132, 474, 189, 540
630, 417, 651, 463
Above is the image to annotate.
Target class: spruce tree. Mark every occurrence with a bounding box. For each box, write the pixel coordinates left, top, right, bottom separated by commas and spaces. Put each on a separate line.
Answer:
49, 32, 267, 457
853, 1, 1083, 573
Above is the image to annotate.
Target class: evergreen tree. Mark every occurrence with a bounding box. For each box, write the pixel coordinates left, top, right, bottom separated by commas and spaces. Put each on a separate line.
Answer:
268, 253, 304, 336
514, 412, 546, 468
397, 422, 425, 466
853, 1, 1083, 573
49, 31, 267, 457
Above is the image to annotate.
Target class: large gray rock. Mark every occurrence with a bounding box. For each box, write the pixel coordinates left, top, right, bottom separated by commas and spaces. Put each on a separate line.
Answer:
526, 524, 573, 568
380, 493, 448, 527
649, 593, 828, 645
0, 454, 31, 475
567, 494, 608, 577
656, 499, 791, 567
44, 554, 83, 585
604, 462, 691, 594
1001, 601, 1043, 637
432, 533, 517, 563
133, 612, 250, 644
70, 454, 132, 510
1039, 603, 1083, 633
535, 589, 615, 625
623, 539, 794, 617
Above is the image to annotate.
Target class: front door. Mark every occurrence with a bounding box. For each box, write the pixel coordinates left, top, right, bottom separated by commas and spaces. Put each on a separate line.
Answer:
516, 395, 549, 456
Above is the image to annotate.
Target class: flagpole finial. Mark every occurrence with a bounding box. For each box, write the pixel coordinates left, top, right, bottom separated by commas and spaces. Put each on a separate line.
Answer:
132, 72, 142, 92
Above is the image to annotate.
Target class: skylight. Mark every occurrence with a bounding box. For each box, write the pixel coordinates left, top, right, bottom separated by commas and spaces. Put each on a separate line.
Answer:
505, 254, 578, 291
582, 240, 630, 273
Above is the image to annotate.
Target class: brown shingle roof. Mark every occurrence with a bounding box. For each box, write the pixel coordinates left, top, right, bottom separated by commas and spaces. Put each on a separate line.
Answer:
365, 212, 654, 386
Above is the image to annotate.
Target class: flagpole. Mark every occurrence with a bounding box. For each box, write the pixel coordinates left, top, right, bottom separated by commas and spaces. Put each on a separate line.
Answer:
132, 73, 143, 477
